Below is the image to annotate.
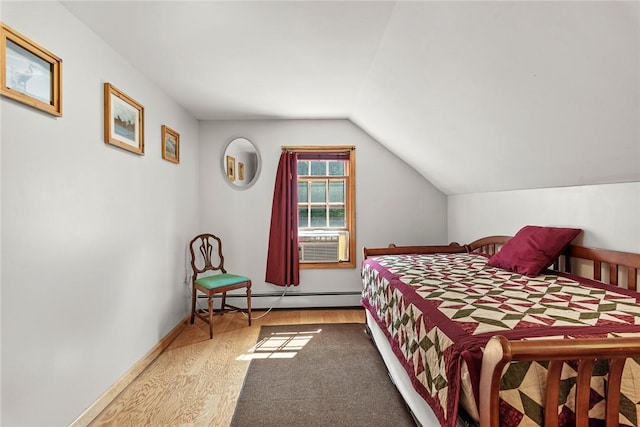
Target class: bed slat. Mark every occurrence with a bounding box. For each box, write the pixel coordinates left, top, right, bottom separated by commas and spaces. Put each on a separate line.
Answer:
605, 358, 626, 427
610, 264, 618, 287
544, 360, 563, 427
575, 358, 594, 427
594, 260, 602, 281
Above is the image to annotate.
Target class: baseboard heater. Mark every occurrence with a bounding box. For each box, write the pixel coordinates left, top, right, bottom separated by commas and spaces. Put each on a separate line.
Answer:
201, 291, 361, 299
197, 290, 362, 309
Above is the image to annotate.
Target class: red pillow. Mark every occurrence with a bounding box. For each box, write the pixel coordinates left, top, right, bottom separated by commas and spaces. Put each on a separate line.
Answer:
487, 225, 582, 277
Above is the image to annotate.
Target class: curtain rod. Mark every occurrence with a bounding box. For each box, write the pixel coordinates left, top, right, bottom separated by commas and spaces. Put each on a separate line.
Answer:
281, 145, 355, 152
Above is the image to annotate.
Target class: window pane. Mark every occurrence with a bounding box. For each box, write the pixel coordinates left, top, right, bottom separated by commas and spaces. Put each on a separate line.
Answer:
329, 181, 344, 203
298, 207, 309, 228
328, 161, 344, 176
329, 207, 345, 227
297, 161, 309, 176
310, 181, 326, 203
310, 207, 326, 227
310, 161, 326, 176
298, 182, 308, 203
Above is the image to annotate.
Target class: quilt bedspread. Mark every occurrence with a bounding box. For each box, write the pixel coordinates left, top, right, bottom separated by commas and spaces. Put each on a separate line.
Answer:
361, 252, 640, 427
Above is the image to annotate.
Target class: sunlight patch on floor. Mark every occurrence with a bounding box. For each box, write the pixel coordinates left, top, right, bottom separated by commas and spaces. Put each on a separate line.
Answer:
236, 328, 322, 360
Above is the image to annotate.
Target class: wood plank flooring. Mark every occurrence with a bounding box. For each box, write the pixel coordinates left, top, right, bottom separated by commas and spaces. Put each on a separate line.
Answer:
89, 308, 366, 427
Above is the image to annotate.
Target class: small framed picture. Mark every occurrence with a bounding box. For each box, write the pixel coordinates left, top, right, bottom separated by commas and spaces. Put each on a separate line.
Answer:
161, 125, 180, 164
226, 155, 236, 181
104, 82, 144, 155
0, 23, 62, 116
238, 162, 245, 180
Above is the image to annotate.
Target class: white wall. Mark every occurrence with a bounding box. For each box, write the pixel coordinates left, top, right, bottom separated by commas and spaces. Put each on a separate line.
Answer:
353, 1, 639, 195
448, 182, 640, 253
1, 2, 199, 425
199, 119, 447, 307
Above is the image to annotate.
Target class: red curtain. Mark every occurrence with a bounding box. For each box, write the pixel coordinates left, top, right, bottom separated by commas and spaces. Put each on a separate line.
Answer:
265, 151, 299, 286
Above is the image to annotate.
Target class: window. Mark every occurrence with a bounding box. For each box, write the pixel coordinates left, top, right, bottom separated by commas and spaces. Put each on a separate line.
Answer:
294, 147, 355, 269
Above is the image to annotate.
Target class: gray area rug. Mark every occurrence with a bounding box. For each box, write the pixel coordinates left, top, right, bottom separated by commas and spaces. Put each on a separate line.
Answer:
230, 323, 416, 427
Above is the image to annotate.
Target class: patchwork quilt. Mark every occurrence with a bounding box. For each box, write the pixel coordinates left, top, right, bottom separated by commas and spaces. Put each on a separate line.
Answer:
361, 253, 640, 427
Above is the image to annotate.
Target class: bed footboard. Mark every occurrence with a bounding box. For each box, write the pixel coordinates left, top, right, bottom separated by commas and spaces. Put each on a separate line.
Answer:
362, 242, 466, 259
362, 236, 512, 260
480, 335, 640, 427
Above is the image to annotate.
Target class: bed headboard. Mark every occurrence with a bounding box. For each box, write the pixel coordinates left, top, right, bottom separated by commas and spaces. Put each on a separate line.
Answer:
465, 235, 511, 256
564, 245, 640, 291
465, 235, 640, 292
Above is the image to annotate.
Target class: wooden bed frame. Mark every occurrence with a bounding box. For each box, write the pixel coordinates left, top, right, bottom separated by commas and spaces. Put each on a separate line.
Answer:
362, 236, 640, 427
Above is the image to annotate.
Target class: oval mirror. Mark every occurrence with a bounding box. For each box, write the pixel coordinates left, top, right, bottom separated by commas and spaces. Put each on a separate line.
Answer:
222, 137, 260, 189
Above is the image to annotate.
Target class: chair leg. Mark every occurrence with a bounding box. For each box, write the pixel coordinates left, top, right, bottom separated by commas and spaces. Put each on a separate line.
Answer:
246, 285, 252, 327
208, 294, 214, 339
191, 285, 196, 324
221, 292, 227, 315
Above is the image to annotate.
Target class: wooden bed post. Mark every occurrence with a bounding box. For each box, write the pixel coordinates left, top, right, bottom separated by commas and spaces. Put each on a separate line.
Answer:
479, 336, 640, 427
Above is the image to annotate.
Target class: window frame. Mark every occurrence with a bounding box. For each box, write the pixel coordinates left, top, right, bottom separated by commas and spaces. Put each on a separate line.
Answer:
287, 146, 356, 269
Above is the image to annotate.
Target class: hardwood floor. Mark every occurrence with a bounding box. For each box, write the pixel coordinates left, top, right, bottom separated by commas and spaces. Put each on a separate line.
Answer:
89, 308, 366, 427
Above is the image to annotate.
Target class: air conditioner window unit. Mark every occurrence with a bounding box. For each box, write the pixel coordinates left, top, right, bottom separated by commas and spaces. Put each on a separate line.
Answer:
298, 230, 348, 263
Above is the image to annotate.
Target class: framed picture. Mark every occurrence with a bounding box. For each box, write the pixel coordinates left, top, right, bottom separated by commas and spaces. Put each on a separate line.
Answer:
238, 162, 245, 180
161, 125, 180, 164
1, 23, 62, 116
104, 82, 144, 155
226, 155, 236, 181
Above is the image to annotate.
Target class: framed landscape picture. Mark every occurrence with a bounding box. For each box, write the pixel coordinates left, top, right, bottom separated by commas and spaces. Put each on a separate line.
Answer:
104, 82, 144, 155
0, 23, 62, 116
161, 125, 180, 164
226, 155, 236, 181
238, 162, 245, 180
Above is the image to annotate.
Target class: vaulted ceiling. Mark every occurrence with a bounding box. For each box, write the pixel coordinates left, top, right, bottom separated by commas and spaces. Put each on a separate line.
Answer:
62, 1, 639, 195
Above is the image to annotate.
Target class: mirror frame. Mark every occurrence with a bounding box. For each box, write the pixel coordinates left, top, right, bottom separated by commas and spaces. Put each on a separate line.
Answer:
221, 136, 261, 190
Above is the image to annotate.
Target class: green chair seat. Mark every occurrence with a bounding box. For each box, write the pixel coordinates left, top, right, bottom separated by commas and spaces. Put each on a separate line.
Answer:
195, 273, 251, 290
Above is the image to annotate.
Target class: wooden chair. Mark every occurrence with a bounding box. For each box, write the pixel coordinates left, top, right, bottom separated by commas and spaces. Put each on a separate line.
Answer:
480, 335, 640, 427
189, 233, 251, 338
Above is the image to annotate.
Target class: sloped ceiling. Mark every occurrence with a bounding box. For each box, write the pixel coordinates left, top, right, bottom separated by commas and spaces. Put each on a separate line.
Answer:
62, 1, 639, 195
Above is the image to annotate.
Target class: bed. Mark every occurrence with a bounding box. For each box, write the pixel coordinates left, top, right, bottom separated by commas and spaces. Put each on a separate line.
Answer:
361, 226, 640, 427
